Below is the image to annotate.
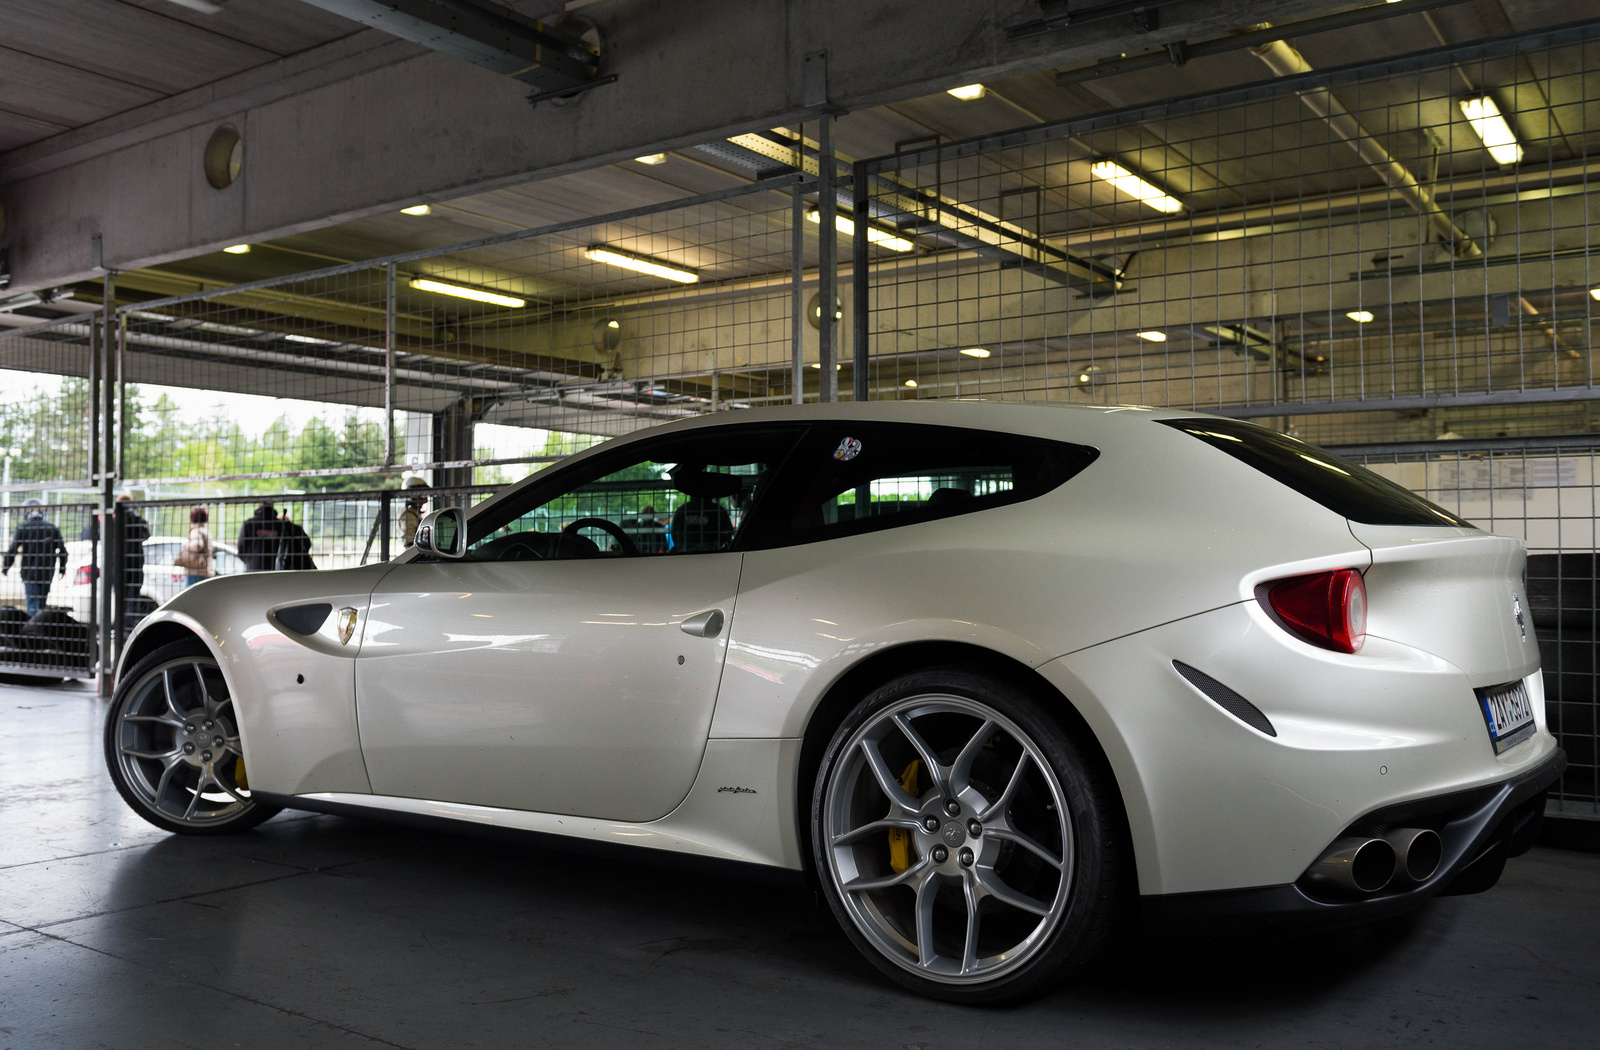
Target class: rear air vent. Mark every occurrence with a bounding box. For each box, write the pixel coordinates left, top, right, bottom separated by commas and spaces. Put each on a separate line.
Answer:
1172, 661, 1278, 737
273, 603, 332, 636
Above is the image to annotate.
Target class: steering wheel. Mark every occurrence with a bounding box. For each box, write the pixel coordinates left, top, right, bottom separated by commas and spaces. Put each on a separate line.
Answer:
562, 516, 638, 555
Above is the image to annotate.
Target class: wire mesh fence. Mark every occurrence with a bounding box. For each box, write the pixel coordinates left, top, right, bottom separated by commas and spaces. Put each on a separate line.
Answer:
1348, 439, 1600, 817
856, 20, 1600, 443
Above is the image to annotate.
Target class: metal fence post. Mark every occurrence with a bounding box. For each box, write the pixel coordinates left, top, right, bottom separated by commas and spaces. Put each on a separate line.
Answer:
385, 261, 396, 466
792, 167, 805, 405
817, 114, 837, 403
852, 159, 869, 402
98, 271, 116, 697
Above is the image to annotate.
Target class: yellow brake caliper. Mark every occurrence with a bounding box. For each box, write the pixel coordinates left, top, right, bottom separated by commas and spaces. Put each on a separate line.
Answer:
886, 759, 922, 873
233, 756, 249, 791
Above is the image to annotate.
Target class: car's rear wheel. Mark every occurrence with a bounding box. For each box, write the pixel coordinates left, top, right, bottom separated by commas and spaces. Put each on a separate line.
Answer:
104, 640, 280, 834
812, 668, 1121, 1004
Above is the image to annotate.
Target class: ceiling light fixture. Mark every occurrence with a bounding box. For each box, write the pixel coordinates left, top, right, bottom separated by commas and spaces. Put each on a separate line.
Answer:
1347, 310, 1375, 323
584, 245, 699, 284
634, 153, 667, 165
222, 244, 251, 254
400, 204, 431, 216
904, 379, 918, 388
1459, 96, 1523, 166
410, 277, 527, 308
806, 207, 914, 252
284, 334, 335, 345
1591, 288, 1600, 301
1090, 160, 1183, 213
960, 347, 991, 358
1136, 331, 1167, 342
947, 84, 987, 101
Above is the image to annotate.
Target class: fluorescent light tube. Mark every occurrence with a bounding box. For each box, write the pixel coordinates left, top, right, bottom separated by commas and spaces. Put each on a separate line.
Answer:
584, 246, 699, 284
1459, 96, 1523, 166
960, 347, 991, 358
904, 379, 918, 388
807, 208, 914, 252
222, 244, 251, 254
400, 204, 431, 216
284, 334, 335, 345
947, 84, 986, 101
1090, 161, 1183, 213
1136, 331, 1167, 342
635, 154, 667, 165
1347, 310, 1374, 323
410, 278, 527, 308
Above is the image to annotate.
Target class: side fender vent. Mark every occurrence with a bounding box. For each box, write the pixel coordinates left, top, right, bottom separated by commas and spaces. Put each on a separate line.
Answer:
273, 603, 333, 636
1173, 661, 1278, 737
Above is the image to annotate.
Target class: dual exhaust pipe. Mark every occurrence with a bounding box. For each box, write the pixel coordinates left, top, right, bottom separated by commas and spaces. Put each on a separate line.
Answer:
1306, 828, 1443, 894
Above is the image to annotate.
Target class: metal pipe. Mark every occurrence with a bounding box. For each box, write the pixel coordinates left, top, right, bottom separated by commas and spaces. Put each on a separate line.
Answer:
1385, 828, 1443, 883
98, 270, 116, 698
1305, 836, 1397, 893
1248, 36, 1481, 259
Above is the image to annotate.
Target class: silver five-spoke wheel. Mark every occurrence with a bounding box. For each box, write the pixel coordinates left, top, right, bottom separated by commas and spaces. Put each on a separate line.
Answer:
813, 669, 1120, 1003
105, 641, 279, 834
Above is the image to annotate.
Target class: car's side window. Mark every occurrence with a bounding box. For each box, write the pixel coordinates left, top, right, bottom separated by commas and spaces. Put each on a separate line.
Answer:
760, 424, 1098, 546
465, 427, 804, 561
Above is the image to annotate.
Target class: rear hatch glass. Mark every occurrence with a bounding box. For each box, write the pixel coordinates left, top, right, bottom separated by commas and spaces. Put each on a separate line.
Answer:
1160, 418, 1471, 528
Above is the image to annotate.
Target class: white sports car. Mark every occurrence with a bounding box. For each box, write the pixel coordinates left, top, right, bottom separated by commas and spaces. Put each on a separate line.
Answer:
106, 401, 1566, 1003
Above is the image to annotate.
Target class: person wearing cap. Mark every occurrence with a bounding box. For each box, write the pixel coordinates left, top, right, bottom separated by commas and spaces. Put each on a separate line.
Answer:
399, 476, 429, 549
2, 499, 68, 617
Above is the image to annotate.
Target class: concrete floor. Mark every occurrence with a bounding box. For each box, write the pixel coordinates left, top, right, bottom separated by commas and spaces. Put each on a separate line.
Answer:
2, 676, 1598, 1050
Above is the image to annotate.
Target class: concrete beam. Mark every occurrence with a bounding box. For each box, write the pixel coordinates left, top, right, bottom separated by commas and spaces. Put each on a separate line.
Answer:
2, 0, 1359, 294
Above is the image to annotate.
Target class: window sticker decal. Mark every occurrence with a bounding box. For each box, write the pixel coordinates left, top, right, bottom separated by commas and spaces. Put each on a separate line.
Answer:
834, 437, 863, 461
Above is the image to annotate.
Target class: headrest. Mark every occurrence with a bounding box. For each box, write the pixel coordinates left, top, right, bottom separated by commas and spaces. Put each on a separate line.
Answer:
672, 468, 744, 499
926, 487, 974, 508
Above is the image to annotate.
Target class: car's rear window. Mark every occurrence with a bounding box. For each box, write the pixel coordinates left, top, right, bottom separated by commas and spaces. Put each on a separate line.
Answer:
1159, 417, 1471, 528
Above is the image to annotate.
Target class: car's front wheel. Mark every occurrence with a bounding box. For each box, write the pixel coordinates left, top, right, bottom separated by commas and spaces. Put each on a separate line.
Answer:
104, 640, 281, 834
812, 668, 1122, 1003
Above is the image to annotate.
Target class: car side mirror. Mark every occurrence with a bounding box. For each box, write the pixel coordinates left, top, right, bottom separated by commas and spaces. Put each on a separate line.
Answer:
413, 507, 467, 559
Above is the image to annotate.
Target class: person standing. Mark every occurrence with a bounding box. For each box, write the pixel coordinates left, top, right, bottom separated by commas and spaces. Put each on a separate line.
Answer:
2, 499, 68, 617
179, 507, 213, 589
398, 477, 429, 549
115, 495, 151, 612
275, 509, 316, 570
237, 501, 284, 571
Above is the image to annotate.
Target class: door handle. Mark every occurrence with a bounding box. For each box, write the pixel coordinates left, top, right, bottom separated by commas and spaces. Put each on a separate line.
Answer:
680, 608, 725, 638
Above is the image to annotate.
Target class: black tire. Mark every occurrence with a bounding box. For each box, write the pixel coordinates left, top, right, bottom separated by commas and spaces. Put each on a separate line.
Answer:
104, 639, 281, 835
810, 667, 1122, 1004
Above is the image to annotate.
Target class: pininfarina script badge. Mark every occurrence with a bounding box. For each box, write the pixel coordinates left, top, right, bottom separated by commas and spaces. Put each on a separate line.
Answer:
1512, 594, 1526, 642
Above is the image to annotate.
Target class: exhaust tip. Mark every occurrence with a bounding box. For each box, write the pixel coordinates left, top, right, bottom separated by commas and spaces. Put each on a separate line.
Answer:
1387, 828, 1443, 883
1308, 836, 1397, 894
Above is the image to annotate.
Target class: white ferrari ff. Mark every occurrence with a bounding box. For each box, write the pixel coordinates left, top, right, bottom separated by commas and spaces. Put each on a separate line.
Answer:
106, 401, 1565, 1003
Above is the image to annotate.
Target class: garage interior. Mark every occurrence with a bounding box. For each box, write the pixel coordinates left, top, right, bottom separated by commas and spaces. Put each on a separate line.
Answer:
2, 0, 1599, 1044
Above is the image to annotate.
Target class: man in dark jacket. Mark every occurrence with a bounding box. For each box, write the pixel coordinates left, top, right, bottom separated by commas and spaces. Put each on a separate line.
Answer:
2, 499, 68, 616
237, 502, 284, 571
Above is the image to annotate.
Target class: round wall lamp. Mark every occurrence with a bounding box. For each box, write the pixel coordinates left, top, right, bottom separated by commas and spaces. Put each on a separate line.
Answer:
807, 292, 843, 330
204, 125, 243, 190
594, 317, 623, 352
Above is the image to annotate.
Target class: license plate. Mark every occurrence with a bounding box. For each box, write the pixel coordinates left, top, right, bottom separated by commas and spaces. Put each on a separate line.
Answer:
1477, 679, 1535, 754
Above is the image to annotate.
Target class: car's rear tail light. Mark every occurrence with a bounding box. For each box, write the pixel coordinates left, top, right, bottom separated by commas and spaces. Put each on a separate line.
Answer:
1262, 568, 1367, 653
73, 565, 97, 586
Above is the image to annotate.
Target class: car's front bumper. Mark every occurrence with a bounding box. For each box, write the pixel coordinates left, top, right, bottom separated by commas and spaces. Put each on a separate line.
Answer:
1140, 744, 1566, 932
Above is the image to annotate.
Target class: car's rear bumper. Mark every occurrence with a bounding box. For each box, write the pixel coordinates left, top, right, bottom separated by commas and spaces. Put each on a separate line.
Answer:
1140, 745, 1566, 932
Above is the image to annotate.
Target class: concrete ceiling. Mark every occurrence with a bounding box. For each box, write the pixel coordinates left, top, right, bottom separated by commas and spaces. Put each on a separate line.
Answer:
2, 0, 1597, 436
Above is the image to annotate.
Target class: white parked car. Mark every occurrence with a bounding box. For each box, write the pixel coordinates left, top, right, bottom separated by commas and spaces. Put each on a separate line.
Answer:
106, 401, 1565, 1003
0, 537, 245, 623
